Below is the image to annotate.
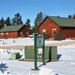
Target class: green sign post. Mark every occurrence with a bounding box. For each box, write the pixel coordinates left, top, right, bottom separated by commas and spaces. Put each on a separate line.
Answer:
34, 32, 38, 70
33, 32, 46, 70
37, 33, 46, 65
42, 32, 46, 65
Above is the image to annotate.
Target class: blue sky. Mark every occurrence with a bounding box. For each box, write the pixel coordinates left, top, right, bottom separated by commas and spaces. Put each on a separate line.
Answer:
0, 0, 75, 26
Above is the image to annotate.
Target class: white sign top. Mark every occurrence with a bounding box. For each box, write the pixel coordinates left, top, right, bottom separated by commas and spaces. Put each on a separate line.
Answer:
37, 34, 44, 48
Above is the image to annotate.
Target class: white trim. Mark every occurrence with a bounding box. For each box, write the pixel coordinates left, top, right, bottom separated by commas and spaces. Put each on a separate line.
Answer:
20, 32, 22, 35
42, 29, 46, 33
0, 33, 4, 36
52, 28, 56, 35
6, 32, 8, 35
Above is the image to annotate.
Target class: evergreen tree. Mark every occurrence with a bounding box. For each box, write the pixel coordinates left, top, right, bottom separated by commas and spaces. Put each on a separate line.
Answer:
72, 14, 75, 19
5, 17, 11, 26
32, 26, 35, 33
68, 15, 72, 18
57, 16, 60, 18
12, 13, 23, 25
0, 20, 2, 29
33, 12, 43, 32
0, 17, 5, 29
25, 19, 31, 28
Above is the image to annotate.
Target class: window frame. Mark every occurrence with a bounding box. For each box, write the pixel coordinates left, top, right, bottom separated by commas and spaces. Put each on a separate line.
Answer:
52, 28, 57, 35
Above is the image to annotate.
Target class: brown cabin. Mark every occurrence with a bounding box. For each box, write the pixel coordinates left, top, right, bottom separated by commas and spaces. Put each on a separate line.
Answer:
0, 25, 31, 38
38, 16, 75, 39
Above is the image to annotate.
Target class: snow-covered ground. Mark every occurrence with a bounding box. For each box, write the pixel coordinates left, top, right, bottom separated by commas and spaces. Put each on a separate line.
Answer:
0, 38, 75, 75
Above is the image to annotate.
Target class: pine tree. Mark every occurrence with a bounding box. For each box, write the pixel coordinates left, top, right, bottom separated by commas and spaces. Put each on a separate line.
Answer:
33, 12, 43, 32
72, 14, 75, 19
0, 17, 5, 29
68, 15, 72, 18
5, 17, 11, 26
25, 19, 31, 29
12, 13, 23, 25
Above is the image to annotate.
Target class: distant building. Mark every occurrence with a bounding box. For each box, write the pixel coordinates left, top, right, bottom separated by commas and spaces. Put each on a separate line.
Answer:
0, 25, 31, 38
38, 16, 75, 39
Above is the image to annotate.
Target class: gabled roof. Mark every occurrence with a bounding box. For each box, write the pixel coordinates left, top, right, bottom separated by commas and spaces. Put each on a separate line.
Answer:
0, 25, 25, 32
48, 16, 75, 27
38, 16, 75, 28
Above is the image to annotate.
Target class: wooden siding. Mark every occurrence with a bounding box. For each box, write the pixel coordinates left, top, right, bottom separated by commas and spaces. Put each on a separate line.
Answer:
38, 17, 75, 39
0, 26, 31, 38
38, 18, 61, 38
0, 32, 18, 38
18, 26, 31, 37
62, 27, 75, 38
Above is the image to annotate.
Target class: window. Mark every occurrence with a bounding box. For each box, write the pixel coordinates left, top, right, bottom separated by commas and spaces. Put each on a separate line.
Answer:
52, 28, 56, 35
42, 29, 46, 33
20, 32, 22, 35
0, 33, 4, 36
6, 32, 8, 35
26, 32, 28, 35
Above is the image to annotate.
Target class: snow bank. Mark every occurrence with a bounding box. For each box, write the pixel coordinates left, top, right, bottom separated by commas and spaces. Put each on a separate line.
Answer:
0, 74, 11, 75
27, 67, 59, 75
